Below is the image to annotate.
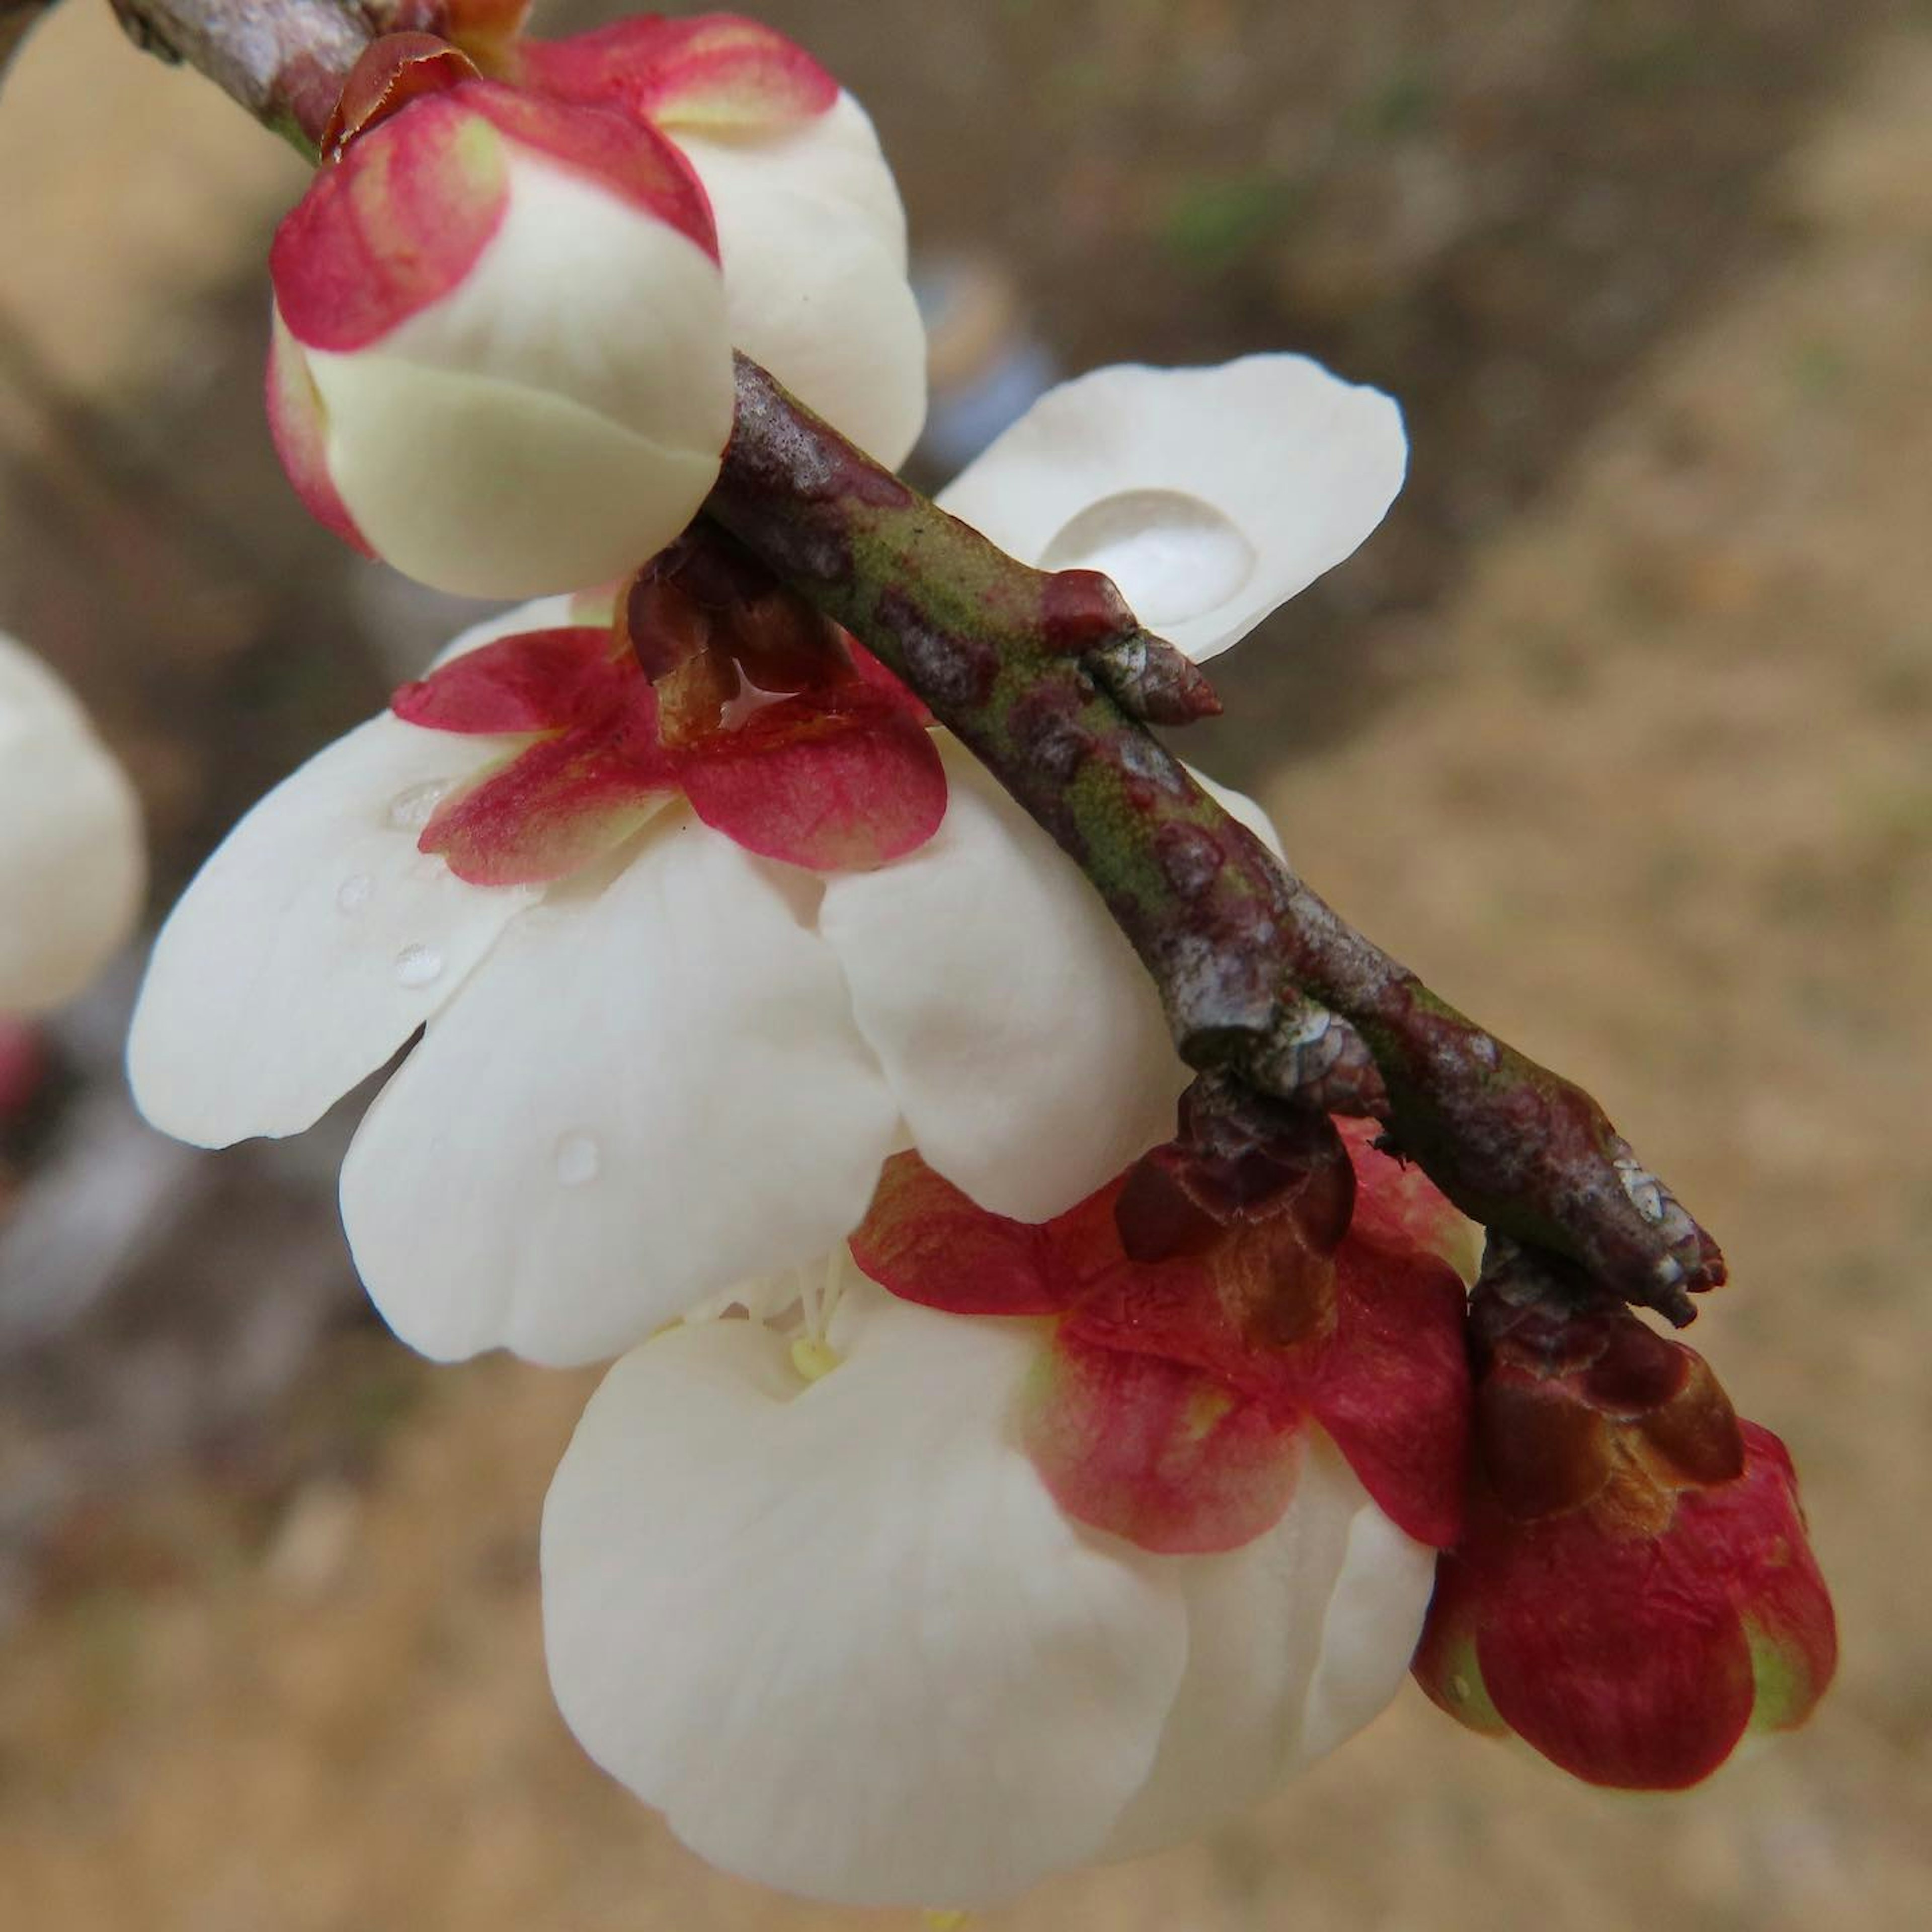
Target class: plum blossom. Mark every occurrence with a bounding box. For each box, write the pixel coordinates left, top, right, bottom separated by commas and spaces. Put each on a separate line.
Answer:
542, 1104, 1474, 1907
0, 631, 144, 1015
268, 18, 929, 598
269, 34, 736, 598
129, 354, 1405, 1367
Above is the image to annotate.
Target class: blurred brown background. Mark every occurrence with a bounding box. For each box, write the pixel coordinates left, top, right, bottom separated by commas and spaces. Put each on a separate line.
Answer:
2, 1, 1928, 1925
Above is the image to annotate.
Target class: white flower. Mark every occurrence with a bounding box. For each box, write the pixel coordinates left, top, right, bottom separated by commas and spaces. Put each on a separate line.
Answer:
0, 631, 145, 1015
269, 55, 735, 599
129, 355, 1403, 1367
543, 1267, 1437, 1909
510, 13, 928, 466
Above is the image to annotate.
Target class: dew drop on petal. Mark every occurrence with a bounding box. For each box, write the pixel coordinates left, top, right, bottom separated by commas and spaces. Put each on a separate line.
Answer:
1040, 489, 1257, 628
386, 779, 450, 833
336, 873, 374, 915
553, 1130, 602, 1188
393, 943, 445, 989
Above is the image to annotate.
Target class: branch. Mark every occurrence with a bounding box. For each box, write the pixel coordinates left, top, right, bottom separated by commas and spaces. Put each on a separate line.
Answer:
94, 0, 1727, 1324
708, 361, 1723, 1323
103, 0, 365, 148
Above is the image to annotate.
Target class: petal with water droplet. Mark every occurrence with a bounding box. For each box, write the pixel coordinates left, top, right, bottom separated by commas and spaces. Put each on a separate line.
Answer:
938, 355, 1406, 662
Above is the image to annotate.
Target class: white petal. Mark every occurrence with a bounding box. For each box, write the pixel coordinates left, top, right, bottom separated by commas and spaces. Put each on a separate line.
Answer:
819, 740, 1185, 1223
0, 634, 145, 1014
1293, 1485, 1440, 1765
542, 1284, 1187, 1907
127, 715, 528, 1147
309, 359, 723, 602
340, 820, 901, 1366
309, 152, 734, 598
937, 356, 1407, 662
681, 95, 926, 466
1102, 1429, 1435, 1861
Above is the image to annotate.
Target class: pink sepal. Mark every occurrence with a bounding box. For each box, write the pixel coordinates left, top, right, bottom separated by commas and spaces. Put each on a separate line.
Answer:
273, 76, 714, 357
1022, 1334, 1303, 1556
419, 722, 676, 888
391, 628, 619, 735
514, 15, 839, 132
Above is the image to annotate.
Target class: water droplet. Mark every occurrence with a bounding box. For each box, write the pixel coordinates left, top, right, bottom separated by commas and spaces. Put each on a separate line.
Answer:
1450, 1674, 1472, 1703
553, 1131, 602, 1188
386, 779, 449, 833
393, 943, 444, 989
1040, 489, 1256, 628
336, 873, 374, 915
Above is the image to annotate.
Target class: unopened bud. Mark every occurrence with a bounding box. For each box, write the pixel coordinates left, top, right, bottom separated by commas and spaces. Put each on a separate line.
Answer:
1413, 1252, 1836, 1788
268, 37, 734, 597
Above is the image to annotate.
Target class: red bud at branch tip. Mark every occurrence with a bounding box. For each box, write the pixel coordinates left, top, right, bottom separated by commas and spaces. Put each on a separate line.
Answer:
1413, 1243, 1837, 1789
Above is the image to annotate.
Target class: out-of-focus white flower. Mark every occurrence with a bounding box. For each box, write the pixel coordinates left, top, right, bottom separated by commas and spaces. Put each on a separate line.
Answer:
0, 631, 144, 1015
940, 354, 1407, 662
130, 353, 1400, 1367
268, 39, 734, 598
510, 12, 928, 465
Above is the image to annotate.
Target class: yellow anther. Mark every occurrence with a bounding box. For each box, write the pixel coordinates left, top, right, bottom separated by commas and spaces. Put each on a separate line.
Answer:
790, 1337, 842, 1384
921, 1914, 972, 1931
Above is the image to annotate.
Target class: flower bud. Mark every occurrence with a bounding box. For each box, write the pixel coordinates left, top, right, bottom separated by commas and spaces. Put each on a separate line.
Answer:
268, 36, 735, 598
511, 15, 928, 464
1413, 1250, 1837, 1788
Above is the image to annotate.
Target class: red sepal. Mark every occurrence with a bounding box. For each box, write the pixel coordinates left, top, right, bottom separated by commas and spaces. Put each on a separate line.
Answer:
1310, 1241, 1471, 1549
680, 689, 948, 872
391, 628, 619, 735
1416, 1417, 1837, 1788
848, 1153, 1069, 1317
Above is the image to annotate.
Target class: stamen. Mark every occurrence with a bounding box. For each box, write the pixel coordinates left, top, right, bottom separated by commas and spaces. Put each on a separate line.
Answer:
790, 1337, 842, 1383
820, 1247, 849, 1336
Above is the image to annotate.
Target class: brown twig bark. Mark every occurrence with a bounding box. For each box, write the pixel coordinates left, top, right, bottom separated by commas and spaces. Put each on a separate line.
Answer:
104, 0, 364, 147
2, 1, 59, 80
92, 0, 1727, 1323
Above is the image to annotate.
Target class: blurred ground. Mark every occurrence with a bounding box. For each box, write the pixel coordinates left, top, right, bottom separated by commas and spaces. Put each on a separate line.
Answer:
1, 2, 1928, 1927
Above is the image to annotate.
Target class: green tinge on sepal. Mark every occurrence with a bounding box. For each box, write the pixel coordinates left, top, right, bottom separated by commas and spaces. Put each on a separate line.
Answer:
1427, 1630, 1507, 1738
1746, 1622, 1823, 1734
